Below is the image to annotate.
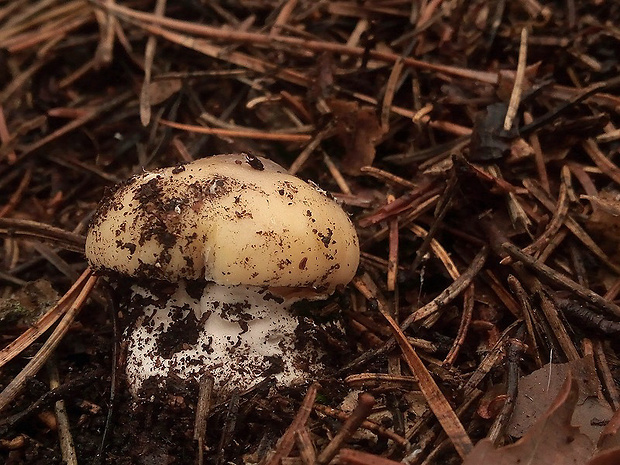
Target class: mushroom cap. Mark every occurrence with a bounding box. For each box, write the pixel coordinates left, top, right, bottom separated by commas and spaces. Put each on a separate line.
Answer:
86, 154, 359, 291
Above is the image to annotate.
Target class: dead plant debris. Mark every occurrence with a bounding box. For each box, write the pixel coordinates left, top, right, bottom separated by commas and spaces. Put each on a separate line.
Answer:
1, 1, 620, 464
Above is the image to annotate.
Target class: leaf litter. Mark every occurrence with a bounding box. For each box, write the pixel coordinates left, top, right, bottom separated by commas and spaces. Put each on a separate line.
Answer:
1, 1, 620, 464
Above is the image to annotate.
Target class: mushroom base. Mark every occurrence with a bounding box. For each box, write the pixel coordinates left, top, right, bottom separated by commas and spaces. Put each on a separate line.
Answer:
124, 281, 323, 398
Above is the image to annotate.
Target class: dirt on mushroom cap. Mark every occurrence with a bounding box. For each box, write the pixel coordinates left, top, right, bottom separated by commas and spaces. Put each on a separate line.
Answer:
85, 153, 360, 291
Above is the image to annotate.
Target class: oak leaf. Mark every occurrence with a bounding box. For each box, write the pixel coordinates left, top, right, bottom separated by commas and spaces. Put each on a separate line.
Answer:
463, 374, 593, 465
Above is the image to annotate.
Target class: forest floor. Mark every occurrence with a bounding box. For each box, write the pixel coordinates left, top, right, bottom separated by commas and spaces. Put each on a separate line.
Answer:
1, 1, 620, 464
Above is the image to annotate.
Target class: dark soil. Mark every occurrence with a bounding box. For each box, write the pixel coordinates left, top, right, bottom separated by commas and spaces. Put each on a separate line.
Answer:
1, 1, 620, 464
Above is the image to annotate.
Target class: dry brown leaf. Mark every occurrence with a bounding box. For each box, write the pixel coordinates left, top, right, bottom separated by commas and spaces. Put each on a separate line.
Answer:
327, 99, 386, 175
587, 447, 620, 465
590, 411, 620, 464
508, 355, 613, 443
463, 374, 593, 465
148, 78, 182, 105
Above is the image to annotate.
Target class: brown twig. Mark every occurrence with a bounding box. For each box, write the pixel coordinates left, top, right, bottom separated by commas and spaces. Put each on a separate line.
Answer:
316, 393, 376, 464
313, 403, 410, 448
503, 28, 528, 131
444, 284, 474, 365
378, 299, 473, 458
503, 242, 620, 318
139, 0, 167, 126
194, 375, 214, 465
0, 217, 85, 253
160, 119, 312, 143
523, 178, 620, 274
343, 247, 487, 371
487, 336, 526, 444
47, 360, 78, 465
263, 383, 318, 465
295, 427, 316, 465
0, 165, 32, 217
338, 448, 403, 465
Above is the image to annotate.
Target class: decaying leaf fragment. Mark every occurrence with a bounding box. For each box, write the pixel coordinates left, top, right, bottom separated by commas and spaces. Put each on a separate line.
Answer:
327, 99, 386, 175
589, 398, 620, 465
147, 78, 182, 105
508, 356, 613, 443
463, 374, 593, 465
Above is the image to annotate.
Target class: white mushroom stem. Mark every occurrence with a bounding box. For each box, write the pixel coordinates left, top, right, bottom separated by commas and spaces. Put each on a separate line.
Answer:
125, 281, 321, 397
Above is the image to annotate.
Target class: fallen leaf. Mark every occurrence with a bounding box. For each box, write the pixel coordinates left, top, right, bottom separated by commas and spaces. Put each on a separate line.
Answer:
327, 99, 385, 175
148, 78, 182, 105
463, 374, 594, 465
587, 447, 620, 465
468, 103, 511, 161
508, 355, 613, 443
598, 405, 620, 450
589, 410, 620, 464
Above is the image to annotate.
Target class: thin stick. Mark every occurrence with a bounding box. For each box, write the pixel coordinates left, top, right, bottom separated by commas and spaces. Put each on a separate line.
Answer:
17, 91, 133, 160
407, 246, 487, 323
444, 284, 474, 365
410, 224, 460, 280
507, 275, 543, 368
593, 340, 620, 411
194, 375, 214, 465
0, 165, 32, 217
462, 321, 522, 397
322, 151, 351, 195
487, 337, 526, 444
160, 119, 312, 143
343, 247, 487, 371
316, 393, 376, 464
216, 390, 240, 465
503, 28, 528, 131
524, 111, 550, 193
269, 0, 297, 37
379, 303, 473, 458
0, 218, 85, 253
339, 448, 403, 465
0, 105, 16, 163
502, 242, 620, 318
263, 383, 318, 465
381, 57, 404, 132
387, 195, 398, 292
295, 428, 316, 465
583, 138, 620, 186
288, 123, 336, 174
523, 178, 620, 274
359, 166, 417, 189
93, 1, 501, 85
410, 170, 457, 273
314, 403, 410, 447
140, 0, 167, 126
48, 360, 78, 465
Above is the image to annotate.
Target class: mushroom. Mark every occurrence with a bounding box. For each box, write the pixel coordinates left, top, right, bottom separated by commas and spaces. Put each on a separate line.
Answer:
85, 153, 359, 397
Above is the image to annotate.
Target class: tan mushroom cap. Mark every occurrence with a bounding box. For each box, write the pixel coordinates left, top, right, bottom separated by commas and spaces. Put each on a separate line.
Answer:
85, 154, 359, 291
